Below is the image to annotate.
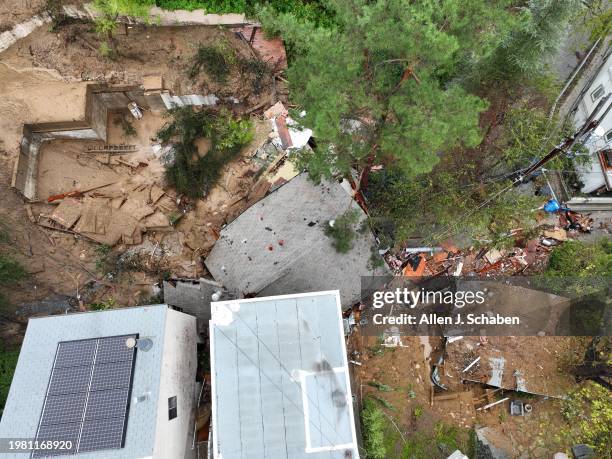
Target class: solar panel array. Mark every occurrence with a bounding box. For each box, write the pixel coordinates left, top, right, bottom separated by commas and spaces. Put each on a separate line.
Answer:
33, 335, 137, 457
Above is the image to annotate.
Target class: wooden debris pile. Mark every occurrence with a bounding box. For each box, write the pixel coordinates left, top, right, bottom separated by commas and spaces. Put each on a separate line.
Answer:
38, 182, 179, 246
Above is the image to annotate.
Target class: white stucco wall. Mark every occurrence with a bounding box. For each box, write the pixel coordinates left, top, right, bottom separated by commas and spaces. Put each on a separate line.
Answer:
573, 52, 612, 193
152, 309, 198, 459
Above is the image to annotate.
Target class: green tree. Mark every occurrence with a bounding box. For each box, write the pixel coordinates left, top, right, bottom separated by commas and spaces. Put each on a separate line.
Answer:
259, 0, 520, 183
477, 0, 582, 83
159, 107, 253, 198
93, 0, 154, 55
580, 0, 612, 40
367, 167, 540, 248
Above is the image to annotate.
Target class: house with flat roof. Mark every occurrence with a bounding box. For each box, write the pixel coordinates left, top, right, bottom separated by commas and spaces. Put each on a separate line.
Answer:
205, 172, 389, 306
0, 305, 197, 459
209, 290, 359, 459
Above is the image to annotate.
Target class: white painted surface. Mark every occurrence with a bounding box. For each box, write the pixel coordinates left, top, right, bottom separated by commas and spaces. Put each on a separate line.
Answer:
152, 308, 197, 459
573, 52, 612, 192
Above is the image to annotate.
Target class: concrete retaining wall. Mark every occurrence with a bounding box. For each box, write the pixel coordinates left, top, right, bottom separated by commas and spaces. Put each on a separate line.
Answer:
0, 14, 51, 54
11, 84, 164, 201
61, 3, 249, 26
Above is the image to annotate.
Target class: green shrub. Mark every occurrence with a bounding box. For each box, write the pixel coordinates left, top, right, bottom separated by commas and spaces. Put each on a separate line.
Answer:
189, 45, 231, 82
361, 398, 387, 459
324, 209, 360, 253
88, 298, 116, 310
561, 381, 612, 455
159, 107, 253, 198
154, 0, 335, 26
543, 239, 611, 295
238, 57, 271, 94
368, 381, 394, 392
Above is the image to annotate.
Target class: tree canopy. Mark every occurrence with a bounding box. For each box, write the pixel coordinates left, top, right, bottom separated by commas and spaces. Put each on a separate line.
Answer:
259, 0, 522, 181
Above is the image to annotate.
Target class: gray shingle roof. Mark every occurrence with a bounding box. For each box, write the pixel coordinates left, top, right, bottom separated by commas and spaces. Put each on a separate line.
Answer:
205, 172, 389, 305
209, 291, 359, 459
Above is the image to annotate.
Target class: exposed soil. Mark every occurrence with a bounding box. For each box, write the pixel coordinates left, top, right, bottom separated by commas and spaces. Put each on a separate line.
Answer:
0, 20, 283, 339
3, 22, 280, 108
0, 0, 47, 31
351, 332, 582, 458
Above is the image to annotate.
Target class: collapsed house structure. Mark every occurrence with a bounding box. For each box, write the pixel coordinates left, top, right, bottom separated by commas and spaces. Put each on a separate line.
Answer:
209, 291, 359, 458
0, 305, 198, 458
204, 172, 390, 306
11, 83, 183, 246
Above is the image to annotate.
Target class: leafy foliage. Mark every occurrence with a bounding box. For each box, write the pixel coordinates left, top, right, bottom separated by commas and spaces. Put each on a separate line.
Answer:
93, 0, 154, 54
154, 0, 335, 26
368, 380, 394, 392
579, 0, 612, 40
366, 167, 539, 248
495, 102, 586, 172
88, 298, 117, 310
324, 209, 360, 253
542, 239, 611, 298
547, 239, 611, 278
476, 0, 582, 83
159, 107, 253, 198
260, 0, 507, 182
189, 42, 272, 94
361, 398, 387, 459
189, 45, 232, 82
561, 381, 612, 455
0, 344, 19, 410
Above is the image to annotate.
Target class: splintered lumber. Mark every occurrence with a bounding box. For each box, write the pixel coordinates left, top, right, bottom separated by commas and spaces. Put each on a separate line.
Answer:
37, 215, 76, 234
49, 198, 83, 229
46, 181, 117, 203
86, 144, 137, 154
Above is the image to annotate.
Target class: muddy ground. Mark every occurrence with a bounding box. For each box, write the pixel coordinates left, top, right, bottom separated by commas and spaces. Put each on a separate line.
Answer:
0, 0, 47, 31
5, 21, 279, 107
0, 20, 285, 343
351, 333, 587, 458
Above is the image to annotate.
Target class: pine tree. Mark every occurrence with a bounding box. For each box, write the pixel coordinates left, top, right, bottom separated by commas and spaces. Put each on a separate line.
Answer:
259, 0, 519, 184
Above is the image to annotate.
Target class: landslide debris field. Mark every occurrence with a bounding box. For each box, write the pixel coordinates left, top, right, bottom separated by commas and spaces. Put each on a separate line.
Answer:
0, 20, 290, 338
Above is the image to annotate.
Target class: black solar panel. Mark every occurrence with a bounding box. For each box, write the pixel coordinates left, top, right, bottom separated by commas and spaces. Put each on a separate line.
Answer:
40, 393, 87, 425
34, 335, 137, 455
32, 423, 80, 457
91, 361, 134, 391
96, 336, 136, 363
48, 365, 92, 395
78, 417, 126, 452
54, 340, 97, 368
85, 388, 130, 420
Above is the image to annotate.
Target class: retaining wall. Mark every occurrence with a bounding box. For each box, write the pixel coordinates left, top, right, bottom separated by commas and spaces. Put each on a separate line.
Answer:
11, 84, 163, 201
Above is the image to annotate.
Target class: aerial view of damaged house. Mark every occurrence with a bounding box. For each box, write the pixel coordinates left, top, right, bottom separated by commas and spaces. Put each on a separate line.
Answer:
1, 17, 381, 457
